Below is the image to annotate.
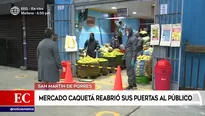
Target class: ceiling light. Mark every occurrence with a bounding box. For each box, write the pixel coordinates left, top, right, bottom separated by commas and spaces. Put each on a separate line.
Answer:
133, 12, 137, 14
111, 7, 116, 9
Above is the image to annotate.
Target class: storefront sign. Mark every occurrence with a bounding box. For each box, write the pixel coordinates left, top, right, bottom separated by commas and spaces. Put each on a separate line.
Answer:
86, 16, 95, 27
171, 24, 182, 47
117, 8, 128, 17
160, 4, 167, 14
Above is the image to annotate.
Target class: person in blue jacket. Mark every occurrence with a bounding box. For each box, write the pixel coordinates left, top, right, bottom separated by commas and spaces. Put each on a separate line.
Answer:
124, 27, 143, 90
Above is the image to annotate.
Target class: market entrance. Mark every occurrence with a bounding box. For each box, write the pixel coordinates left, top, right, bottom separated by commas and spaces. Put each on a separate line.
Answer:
74, 0, 155, 88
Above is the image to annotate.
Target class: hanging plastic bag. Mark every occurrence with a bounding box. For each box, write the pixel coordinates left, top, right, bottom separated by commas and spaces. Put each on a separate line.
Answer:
136, 60, 147, 77
65, 35, 78, 52
135, 55, 152, 77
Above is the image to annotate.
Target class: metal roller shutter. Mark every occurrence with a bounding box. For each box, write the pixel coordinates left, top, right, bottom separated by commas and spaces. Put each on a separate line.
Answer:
8, 15, 23, 67
0, 15, 23, 68
0, 16, 9, 39
0, 15, 9, 66
26, 15, 47, 70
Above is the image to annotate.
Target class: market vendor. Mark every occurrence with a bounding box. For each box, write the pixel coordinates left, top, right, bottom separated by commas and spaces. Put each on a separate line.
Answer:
84, 33, 100, 58
124, 27, 143, 90
110, 33, 120, 49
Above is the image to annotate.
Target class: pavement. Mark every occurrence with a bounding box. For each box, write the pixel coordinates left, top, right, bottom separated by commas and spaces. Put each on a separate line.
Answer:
0, 66, 205, 116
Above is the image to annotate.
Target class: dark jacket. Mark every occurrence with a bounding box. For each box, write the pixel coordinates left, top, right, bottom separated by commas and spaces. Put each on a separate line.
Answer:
84, 34, 100, 58
125, 28, 142, 58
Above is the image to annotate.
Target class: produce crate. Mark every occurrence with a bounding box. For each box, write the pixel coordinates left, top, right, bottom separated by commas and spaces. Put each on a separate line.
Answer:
77, 62, 101, 78
103, 57, 116, 73
116, 54, 124, 69
99, 60, 109, 75
136, 76, 150, 85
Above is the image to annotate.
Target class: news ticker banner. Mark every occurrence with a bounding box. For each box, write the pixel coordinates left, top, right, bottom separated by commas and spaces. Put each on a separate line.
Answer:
1, 90, 205, 112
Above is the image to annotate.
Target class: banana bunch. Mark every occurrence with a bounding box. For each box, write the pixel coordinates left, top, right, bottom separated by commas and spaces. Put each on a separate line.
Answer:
77, 56, 98, 64
113, 48, 121, 52
103, 51, 123, 57
96, 58, 108, 62
137, 55, 151, 61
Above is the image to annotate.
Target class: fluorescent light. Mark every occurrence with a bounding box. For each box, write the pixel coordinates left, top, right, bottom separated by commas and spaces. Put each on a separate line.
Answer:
111, 7, 116, 9
105, 17, 125, 20
103, 14, 109, 17
133, 12, 137, 14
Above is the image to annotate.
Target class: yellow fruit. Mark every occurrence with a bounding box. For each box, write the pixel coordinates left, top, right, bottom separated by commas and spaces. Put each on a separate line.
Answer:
103, 51, 123, 57
96, 58, 108, 62
77, 56, 98, 64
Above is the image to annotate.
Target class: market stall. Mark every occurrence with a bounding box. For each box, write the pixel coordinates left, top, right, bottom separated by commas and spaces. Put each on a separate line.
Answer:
76, 44, 125, 78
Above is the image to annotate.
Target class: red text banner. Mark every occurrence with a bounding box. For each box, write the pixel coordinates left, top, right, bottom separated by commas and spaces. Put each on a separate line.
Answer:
35, 83, 95, 90
0, 90, 34, 106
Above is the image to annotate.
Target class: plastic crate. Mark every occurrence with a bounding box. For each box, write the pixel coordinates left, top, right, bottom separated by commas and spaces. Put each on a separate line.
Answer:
99, 61, 109, 75
77, 62, 101, 78
103, 57, 116, 73
136, 76, 150, 85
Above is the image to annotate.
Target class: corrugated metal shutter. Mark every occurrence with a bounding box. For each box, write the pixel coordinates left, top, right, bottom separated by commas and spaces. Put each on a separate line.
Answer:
8, 15, 23, 67
0, 16, 9, 65
26, 15, 47, 70
0, 15, 23, 68
0, 16, 9, 38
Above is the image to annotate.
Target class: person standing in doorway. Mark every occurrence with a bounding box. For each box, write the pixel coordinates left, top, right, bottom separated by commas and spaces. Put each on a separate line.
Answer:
37, 28, 62, 83
124, 27, 142, 90
110, 32, 120, 49
84, 33, 100, 58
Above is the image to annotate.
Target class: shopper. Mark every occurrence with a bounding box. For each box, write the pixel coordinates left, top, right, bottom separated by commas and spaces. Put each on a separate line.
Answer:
37, 28, 62, 83
124, 27, 142, 90
84, 33, 100, 58
110, 33, 120, 49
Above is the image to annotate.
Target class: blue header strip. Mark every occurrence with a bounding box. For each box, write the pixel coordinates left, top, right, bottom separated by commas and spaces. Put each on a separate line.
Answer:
0, 107, 35, 112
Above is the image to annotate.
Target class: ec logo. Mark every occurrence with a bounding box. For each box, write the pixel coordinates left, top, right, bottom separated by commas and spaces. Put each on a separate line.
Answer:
14, 93, 30, 103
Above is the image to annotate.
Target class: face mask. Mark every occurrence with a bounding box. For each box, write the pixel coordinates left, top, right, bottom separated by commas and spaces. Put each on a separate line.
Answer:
126, 31, 129, 36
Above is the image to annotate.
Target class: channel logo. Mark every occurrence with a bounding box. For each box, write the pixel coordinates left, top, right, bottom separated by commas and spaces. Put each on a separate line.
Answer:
10, 6, 20, 16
